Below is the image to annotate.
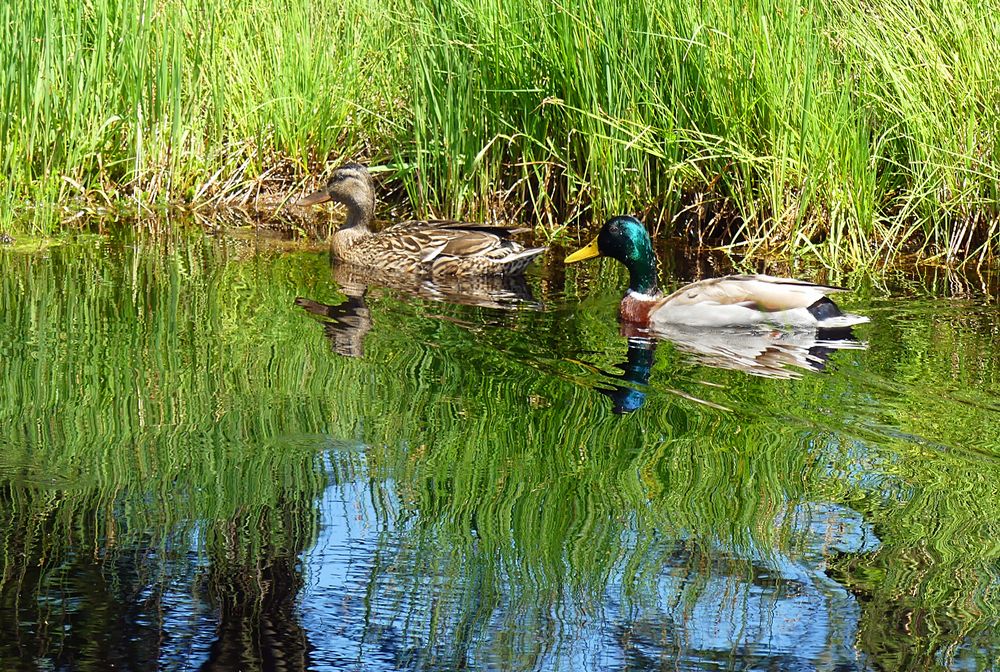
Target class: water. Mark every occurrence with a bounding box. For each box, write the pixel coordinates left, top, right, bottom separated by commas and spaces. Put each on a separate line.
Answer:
1, 232, 999, 671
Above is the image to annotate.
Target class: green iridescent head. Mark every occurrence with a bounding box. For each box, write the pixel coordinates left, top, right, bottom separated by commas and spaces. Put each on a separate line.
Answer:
565, 216, 658, 294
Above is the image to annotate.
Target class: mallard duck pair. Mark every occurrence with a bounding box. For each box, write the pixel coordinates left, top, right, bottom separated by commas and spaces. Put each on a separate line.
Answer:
299, 165, 867, 328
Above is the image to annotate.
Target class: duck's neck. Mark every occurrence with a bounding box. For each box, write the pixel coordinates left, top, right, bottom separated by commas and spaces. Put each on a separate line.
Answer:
619, 257, 659, 325
625, 256, 658, 296
331, 194, 375, 259
342, 192, 375, 232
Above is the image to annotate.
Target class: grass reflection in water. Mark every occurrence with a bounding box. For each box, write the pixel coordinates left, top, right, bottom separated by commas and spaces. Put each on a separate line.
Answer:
0, 236, 998, 670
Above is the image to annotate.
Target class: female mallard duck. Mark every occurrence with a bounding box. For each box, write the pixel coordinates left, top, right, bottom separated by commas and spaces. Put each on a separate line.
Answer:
565, 216, 869, 329
297, 163, 546, 276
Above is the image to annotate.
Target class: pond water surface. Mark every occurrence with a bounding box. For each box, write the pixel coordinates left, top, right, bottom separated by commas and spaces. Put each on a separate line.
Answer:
1, 232, 999, 671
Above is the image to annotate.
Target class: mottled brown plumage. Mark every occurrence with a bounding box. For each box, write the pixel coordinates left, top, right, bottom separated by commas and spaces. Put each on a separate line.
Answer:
297, 164, 546, 276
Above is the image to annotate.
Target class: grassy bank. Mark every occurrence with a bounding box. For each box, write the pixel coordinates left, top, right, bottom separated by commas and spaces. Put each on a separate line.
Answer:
2, 0, 999, 267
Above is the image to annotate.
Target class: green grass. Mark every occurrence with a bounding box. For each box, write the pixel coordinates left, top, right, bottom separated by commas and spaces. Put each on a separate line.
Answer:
0, 0, 401, 232
2, 0, 999, 267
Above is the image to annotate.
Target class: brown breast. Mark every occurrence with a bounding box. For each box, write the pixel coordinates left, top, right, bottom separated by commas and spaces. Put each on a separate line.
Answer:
619, 294, 659, 326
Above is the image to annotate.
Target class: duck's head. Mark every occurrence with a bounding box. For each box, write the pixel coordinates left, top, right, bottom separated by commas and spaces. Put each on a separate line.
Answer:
297, 163, 375, 223
565, 216, 658, 294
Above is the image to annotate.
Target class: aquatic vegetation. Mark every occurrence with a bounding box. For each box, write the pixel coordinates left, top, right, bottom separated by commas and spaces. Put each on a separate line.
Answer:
2, 0, 999, 267
0, 0, 402, 232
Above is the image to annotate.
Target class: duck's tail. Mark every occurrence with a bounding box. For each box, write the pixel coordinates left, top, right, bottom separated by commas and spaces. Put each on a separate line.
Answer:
499, 246, 547, 275
808, 297, 869, 328
817, 313, 870, 328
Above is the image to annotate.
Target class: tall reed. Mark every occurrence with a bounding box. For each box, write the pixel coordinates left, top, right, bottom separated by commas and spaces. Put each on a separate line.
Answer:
402, 0, 1000, 266
2, 0, 999, 267
0, 0, 401, 233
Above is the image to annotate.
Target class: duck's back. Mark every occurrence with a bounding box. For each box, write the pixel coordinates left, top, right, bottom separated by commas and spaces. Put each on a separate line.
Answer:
665, 274, 839, 307
653, 275, 868, 328
340, 220, 546, 277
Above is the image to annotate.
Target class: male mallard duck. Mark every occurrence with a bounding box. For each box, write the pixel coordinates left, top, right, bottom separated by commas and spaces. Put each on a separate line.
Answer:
565, 216, 869, 329
297, 163, 546, 276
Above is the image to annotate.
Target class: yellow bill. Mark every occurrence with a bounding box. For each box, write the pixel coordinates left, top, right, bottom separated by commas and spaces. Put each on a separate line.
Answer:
565, 238, 601, 264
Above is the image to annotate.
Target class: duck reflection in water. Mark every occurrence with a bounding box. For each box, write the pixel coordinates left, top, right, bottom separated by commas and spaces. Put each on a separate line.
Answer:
592, 324, 865, 415
650, 323, 866, 381
296, 261, 538, 358
595, 337, 658, 414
